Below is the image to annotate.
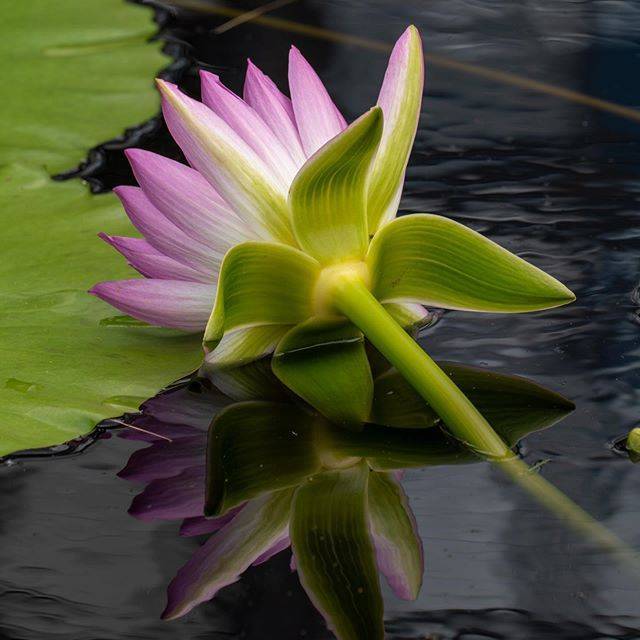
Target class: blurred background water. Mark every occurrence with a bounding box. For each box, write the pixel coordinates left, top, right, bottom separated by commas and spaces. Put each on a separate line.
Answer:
2, 0, 640, 638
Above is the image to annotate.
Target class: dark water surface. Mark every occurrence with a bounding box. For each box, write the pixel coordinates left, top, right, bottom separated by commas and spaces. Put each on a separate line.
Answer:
3, 0, 640, 638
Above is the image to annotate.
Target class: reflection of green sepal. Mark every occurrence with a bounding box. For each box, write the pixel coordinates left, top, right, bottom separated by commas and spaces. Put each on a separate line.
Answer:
291, 461, 384, 640
205, 401, 322, 516
372, 363, 575, 443
368, 471, 423, 600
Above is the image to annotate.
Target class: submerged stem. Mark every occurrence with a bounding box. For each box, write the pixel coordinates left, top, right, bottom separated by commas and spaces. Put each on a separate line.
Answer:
331, 272, 640, 569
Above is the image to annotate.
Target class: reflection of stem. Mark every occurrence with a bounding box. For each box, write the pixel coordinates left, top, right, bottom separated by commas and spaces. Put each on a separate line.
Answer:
499, 457, 640, 575
332, 273, 640, 571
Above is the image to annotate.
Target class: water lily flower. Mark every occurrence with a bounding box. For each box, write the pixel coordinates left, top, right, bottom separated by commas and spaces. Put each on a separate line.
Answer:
91, 27, 425, 331
92, 26, 575, 459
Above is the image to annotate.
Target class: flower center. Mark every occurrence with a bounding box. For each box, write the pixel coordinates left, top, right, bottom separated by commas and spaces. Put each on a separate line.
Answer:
313, 260, 371, 317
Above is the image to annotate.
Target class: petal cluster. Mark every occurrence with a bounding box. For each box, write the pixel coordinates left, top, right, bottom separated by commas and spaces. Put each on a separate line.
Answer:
91, 27, 424, 332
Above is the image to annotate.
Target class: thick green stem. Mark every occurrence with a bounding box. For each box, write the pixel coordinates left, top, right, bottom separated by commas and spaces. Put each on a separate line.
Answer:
331, 272, 512, 459
331, 272, 640, 569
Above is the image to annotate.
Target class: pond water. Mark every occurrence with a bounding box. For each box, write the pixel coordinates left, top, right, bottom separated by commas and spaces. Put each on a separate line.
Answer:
3, 0, 640, 638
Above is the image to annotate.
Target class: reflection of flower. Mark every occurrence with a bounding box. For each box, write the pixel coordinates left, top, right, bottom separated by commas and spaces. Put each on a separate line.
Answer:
91, 28, 427, 332
118, 361, 573, 639
120, 386, 423, 635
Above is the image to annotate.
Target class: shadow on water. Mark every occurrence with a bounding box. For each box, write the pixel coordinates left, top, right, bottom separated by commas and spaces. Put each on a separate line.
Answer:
4, 0, 640, 638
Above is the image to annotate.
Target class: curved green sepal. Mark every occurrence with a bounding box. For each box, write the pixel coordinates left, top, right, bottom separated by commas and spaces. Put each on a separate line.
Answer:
203, 325, 288, 369
203, 241, 320, 350
368, 471, 423, 600
290, 108, 383, 264
368, 25, 424, 232
291, 461, 384, 640
206, 401, 322, 516
368, 215, 575, 312
273, 317, 373, 426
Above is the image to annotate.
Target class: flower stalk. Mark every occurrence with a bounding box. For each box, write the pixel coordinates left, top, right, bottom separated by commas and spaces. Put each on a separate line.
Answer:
328, 267, 512, 459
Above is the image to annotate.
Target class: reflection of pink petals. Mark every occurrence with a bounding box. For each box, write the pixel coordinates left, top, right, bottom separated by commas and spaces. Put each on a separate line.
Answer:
179, 505, 245, 537
129, 466, 205, 522
141, 387, 228, 430
117, 416, 203, 443
118, 434, 206, 482
163, 492, 291, 620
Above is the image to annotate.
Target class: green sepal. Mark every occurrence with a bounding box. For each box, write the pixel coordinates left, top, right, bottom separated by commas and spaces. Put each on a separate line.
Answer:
290, 108, 383, 264
272, 317, 373, 426
368, 214, 575, 313
203, 241, 320, 350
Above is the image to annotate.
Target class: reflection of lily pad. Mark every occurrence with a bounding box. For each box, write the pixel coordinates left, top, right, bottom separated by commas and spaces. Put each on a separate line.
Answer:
0, 1, 202, 456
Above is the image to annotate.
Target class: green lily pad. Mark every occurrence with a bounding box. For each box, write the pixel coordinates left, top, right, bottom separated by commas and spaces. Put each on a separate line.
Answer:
0, 1, 202, 456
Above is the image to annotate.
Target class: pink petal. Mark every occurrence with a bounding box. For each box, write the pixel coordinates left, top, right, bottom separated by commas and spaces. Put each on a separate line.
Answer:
244, 60, 306, 165
90, 278, 214, 332
288, 46, 347, 156
114, 186, 217, 276
377, 26, 424, 136
370, 26, 424, 229
125, 149, 256, 259
100, 233, 208, 282
179, 506, 245, 537
200, 71, 300, 183
129, 465, 205, 522
158, 81, 293, 244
